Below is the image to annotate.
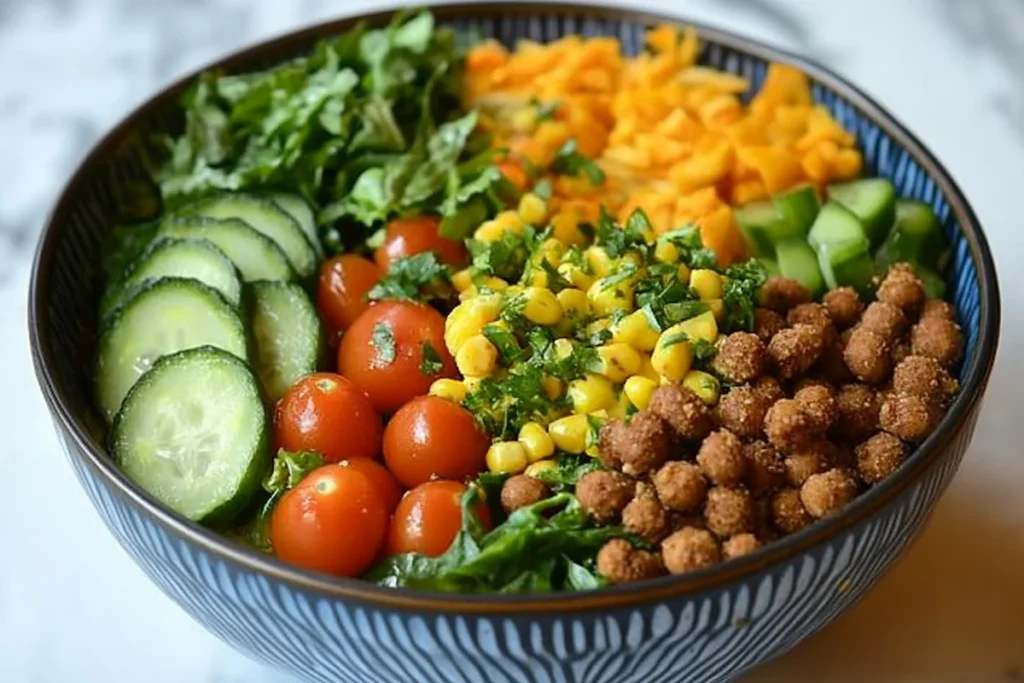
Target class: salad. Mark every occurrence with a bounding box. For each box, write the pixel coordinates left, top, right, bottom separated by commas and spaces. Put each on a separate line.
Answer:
96, 11, 962, 592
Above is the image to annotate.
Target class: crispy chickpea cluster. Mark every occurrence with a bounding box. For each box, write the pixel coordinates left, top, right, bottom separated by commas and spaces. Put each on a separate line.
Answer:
584, 264, 963, 584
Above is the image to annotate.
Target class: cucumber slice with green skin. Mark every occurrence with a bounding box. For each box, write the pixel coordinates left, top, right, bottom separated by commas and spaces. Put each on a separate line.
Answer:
817, 239, 875, 293
268, 193, 323, 258
827, 178, 896, 248
875, 200, 949, 272
758, 257, 781, 278
773, 185, 820, 236
734, 201, 778, 257
100, 238, 242, 320
111, 346, 268, 524
183, 195, 318, 279
808, 201, 869, 251
160, 217, 296, 283
96, 278, 249, 422
249, 280, 324, 402
775, 238, 824, 296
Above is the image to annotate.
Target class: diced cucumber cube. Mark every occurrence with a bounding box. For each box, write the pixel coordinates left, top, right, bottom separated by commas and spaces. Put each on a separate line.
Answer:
875, 199, 949, 272
827, 178, 896, 248
773, 184, 820, 237
776, 238, 824, 296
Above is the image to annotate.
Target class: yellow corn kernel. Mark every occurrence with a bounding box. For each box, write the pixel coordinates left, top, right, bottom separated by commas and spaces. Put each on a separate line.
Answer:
587, 276, 634, 316
683, 370, 721, 405
608, 391, 632, 419
510, 106, 537, 134
708, 298, 725, 321
654, 241, 680, 264
522, 287, 563, 325
486, 441, 529, 474
429, 378, 468, 403
624, 375, 658, 410
537, 238, 564, 267
493, 210, 524, 234
463, 376, 484, 394
518, 193, 549, 226
652, 329, 694, 382
552, 210, 587, 245
524, 268, 549, 288
474, 220, 506, 242
505, 285, 524, 299
548, 414, 589, 454
541, 376, 565, 400
676, 263, 692, 284
557, 288, 590, 319
452, 268, 473, 292
568, 374, 616, 413
553, 338, 575, 359
585, 412, 604, 456
674, 310, 718, 343
557, 261, 595, 290
445, 314, 483, 355
469, 293, 503, 322
518, 422, 556, 463
690, 269, 724, 300
620, 251, 645, 268
595, 343, 644, 383
456, 334, 498, 378
585, 246, 614, 277
525, 459, 557, 478
640, 354, 660, 382
610, 309, 660, 351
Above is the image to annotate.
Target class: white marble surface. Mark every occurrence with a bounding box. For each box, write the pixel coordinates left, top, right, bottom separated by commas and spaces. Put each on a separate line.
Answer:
1, 0, 1022, 681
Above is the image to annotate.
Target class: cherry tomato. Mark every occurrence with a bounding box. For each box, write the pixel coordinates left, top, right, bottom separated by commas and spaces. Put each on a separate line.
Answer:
317, 255, 380, 332
339, 458, 403, 515
270, 465, 388, 576
275, 373, 382, 463
338, 301, 456, 414
387, 480, 491, 557
383, 396, 490, 489
496, 159, 529, 190
374, 215, 467, 271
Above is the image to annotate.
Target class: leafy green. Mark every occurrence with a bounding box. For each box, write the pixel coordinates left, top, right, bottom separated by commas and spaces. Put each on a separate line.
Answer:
483, 323, 525, 365
595, 207, 651, 259
466, 226, 537, 281
367, 252, 451, 301
722, 259, 768, 332
419, 340, 444, 375
234, 449, 325, 551
371, 320, 397, 366
550, 139, 605, 185
533, 453, 603, 491
657, 225, 718, 269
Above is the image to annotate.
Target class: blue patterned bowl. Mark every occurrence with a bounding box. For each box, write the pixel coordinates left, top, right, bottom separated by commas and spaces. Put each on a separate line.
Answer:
29, 3, 1000, 682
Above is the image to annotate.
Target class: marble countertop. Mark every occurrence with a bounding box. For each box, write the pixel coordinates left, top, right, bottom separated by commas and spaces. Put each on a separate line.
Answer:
2, 0, 1022, 681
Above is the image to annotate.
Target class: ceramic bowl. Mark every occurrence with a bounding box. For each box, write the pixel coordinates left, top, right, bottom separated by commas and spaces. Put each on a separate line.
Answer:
29, 3, 1000, 682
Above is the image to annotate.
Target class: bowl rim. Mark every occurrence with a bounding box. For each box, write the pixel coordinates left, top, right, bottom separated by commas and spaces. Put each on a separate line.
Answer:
29, 0, 1001, 615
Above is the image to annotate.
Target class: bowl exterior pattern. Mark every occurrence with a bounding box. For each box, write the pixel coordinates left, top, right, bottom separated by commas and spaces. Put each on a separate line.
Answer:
35, 7, 993, 683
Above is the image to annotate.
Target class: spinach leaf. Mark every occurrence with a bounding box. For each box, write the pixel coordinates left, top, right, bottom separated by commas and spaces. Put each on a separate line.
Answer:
367, 252, 451, 302
233, 449, 325, 551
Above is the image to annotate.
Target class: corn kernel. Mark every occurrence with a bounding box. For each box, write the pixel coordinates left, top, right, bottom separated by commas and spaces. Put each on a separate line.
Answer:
652, 328, 694, 381
429, 378, 468, 403
620, 251, 644, 268
610, 309, 660, 351
568, 374, 616, 413
585, 246, 614, 277
452, 268, 473, 292
683, 370, 721, 405
518, 422, 556, 462
518, 193, 549, 226
487, 441, 529, 474
522, 287, 563, 325
445, 311, 485, 355
676, 263, 692, 284
690, 269, 724, 300
557, 288, 590, 319
708, 298, 725, 321
525, 459, 557, 478
608, 391, 632, 419
474, 220, 506, 242
654, 241, 679, 263
538, 238, 564, 267
463, 376, 484, 393
557, 262, 594, 290
541, 376, 565, 400
624, 375, 658, 410
510, 107, 537, 134
553, 338, 575, 359
456, 335, 498, 378
494, 210, 524, 234
587, 277, 634, 316
640, 354, 660, 381
524, 268, 549, 288
548, 414, 589, 454
674, 310, 718, 343
595, 343, 644, 382
552, 210, 587, 246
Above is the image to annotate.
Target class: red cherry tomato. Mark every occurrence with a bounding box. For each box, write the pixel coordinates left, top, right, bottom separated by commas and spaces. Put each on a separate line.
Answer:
383, 396, 490, 489
274, 373, 382, 463
374, 215, 467, 271
337, 301, 456, 414
317, 255, 380, 332
339, 458, 403, 515
387, 480, 491, 557
270, 465, 388, 576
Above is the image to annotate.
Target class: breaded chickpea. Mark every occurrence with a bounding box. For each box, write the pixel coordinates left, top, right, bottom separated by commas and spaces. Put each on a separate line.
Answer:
860, 301, 907, 342
713, 332, 767, 384
764, 398, 814, 452
662, 527, 721, 574
622, 496, 669, 544
794, 383, 838, 433
892, 355, 957, 403
704, 486, 755, 538
716, 386, 772, 440
648, 385, 714, 442
500, 474, 550, 514
760, 276, 811, 312
833, 383, 880, 441
752, 376, 785, 405
800, 469, 858, 518
921, 298, 956, 321
605, 411, 673, 476
743, 440, 786, 495
783, 439, 832, 487
576, 470, 634, 524
911, 317, 964, 368
696, 429, 747, 487
814, 338, 855, 385
754, 308, 786, 344
653, 461, 707, 513
722, 533, 761, 560
596, 539, 665, 584
855, 432, 908, 484
876, 263, 925, 317
822, 287, 864, 329
770, 487, 812, 534
891, 341, 912, 366
787, 303, 837, 344
879, 392, 942, 443
668, 512, 708, 533
843, 327, 892, 384
768, 324, 825, 379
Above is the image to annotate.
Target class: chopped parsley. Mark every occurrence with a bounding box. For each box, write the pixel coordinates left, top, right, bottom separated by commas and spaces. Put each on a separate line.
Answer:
419, 340, 443, 375
659, 330, 691, 348
550, 139, 605, 185
368, 252, 451, 302
538, 259, 571, 292
467, 227, 537, 281
692, 338, 718, 363
596, 207, 652, 259
483, 323, 525, 365
533, 178, 553, 200
722, 259, 768, 332
371, 321, 397, 366
532, 98, 560, 122
598, 261, 638, 291
657, 225, 718, 269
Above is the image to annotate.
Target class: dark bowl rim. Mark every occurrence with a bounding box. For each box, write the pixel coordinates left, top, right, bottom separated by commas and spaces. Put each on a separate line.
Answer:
29, 0, 1001, 614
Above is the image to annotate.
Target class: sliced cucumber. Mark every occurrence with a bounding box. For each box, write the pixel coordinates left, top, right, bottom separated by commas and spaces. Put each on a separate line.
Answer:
758, 257, 780, 278
917, 266, 947, 299
111, 346, 268, 523
808, 202, 875, 292
776, 238, 824, 296
875, 200, 949, 272
160, 217, 295, 283
183, 195, 318, 279
808, 201, 868, 251
100, 238, 242, 320
734, 201, 778, 257
95, 278, 249, 422
827, 178, 895, 248
268, 193, 322, 258
773, 185, 820, 236
249, 280, 323, 402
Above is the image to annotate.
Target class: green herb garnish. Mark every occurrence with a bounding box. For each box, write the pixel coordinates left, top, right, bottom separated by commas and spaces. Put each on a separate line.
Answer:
371, 321, 397, 366
420, 340, 444, 375
368, 252, 451, 302
550, 139, 605, 185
